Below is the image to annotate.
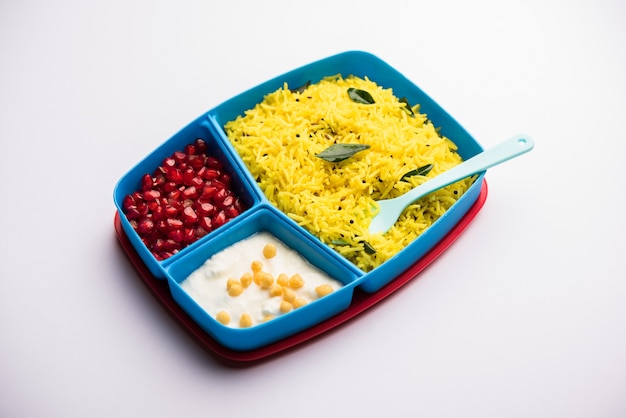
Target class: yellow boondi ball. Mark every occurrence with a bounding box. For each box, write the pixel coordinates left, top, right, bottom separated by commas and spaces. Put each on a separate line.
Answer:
216, 310, 230, 325
239, 313, 253, 328
263, 243, 277, 259
289, 273, 305, 289
315, 284, 334, 297
292, 298, 307, 309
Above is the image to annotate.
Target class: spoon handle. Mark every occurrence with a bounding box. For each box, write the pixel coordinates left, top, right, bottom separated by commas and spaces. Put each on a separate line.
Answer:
396, 134, 534, 207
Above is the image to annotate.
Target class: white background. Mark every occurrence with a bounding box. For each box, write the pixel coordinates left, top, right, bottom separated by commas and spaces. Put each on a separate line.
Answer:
2, 1, 625, 417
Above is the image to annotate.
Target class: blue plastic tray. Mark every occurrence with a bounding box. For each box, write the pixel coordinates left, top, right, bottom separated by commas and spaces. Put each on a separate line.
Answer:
113, 51, 486, 351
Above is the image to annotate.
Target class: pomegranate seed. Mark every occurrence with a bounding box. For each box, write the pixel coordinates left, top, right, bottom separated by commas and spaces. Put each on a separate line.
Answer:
218, 194, 234, 209
224, 205, 240, 218
163, 181, 178, 192
182, 227, 196, 243
141, 174, 153, 191
163, 157, 176, 168
166, 218, 183, 229
212, 211, 227, 228
190, 176, 204, 188
144, 190, 161, 201
202, 169, 220, 180
199, 216, 212, 231
153, 174, 166, 188
188, 154, 205, 169
213, 188, 227, 205
162, 239, 181, 252
167, 228, 184, 242
181, 186, 198, 200
195, 226, 208, 239
164, 205, 178, 217
173, 151, 186, 163
152, 205, 165, 221
184, 144, 196, 156
182, 206, 198, 224
136, 202, 149, 217
166, 167, 183, 183
206, 156, 222, 169
196, 202, 215, 216
199, 185, 217, 201
125, 206, 141, 220
182, 167, 195, 185
122, 195, 136, 211
194, 138, 208, 153
137, 218, 155, 235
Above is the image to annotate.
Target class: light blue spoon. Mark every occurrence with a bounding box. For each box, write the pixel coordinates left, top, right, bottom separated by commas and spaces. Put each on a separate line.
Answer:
368, 134, 534, 234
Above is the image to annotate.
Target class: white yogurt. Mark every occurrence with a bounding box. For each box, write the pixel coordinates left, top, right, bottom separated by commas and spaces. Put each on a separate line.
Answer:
181, 231, 343, 328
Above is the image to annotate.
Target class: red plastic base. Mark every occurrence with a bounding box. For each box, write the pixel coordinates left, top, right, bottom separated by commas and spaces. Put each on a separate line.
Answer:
114, 181, 487, 367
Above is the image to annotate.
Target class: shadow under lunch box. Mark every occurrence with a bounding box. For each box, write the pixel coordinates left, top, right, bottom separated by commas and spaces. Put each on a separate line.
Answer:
113, 50, 487, 357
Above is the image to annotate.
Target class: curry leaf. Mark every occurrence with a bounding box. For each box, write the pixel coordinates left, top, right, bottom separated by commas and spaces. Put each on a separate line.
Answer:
363, 241, 376, 255
399, 97, 415, 116
400, 164, 434, 182
316, 144, 371, 162
348, 88, 375, 104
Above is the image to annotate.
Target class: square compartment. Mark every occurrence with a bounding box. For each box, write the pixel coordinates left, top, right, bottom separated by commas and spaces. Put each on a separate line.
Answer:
164, 208, 360, 351
113, 115, 262, 279
208, 50, 485, 292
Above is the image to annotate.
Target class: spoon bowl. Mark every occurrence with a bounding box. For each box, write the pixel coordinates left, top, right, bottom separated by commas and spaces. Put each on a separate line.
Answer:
368, 134, 534, 234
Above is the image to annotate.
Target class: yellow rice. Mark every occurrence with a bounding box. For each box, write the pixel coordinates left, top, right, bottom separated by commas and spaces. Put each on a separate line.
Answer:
224, 75, 474, 272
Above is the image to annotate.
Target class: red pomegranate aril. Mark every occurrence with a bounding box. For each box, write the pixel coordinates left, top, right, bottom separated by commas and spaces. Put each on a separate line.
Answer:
182, 198, 194, 208
194, 138, 208, 153
144, 189, 161, 201
190, 176, 204, 188
224, 205, 240, 218
199, 216, 212, 231
164, 205, 179, 218
202, 168, 220, 180
199, 185, 217, 201
173, 151, 187, 163
125, 206, 141, 220
136, 202, 149, 217
212, 211, 227, 228
206, 156, 222, 169
195, 225, 208, 239
182, 167, 195, 185
153, 174, 166, 188
141, 174, 153, 191
163, 157, 176, 168
181, 186, 198, 200
147, 200, 160, 212
162, 239, 181, 252
234, 198, 243, 212
213, 188, 228, 205
182, 206, 198, 224
152, 238, 165, 252
152, 205, 165, 221
188, 154, 205, 169
163, 181, 178, 192
166, 167, 183, 183
196, 202, 215, 216
167, 228, 184, 243
166, 218, 183, 229
137, 218, 155, 235
184, 144, 196, 156
182, 227, 196, 243
218, 194, 234, 209
212, 179, 227, 191
122, 195, 136, 211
